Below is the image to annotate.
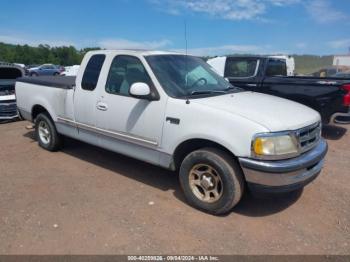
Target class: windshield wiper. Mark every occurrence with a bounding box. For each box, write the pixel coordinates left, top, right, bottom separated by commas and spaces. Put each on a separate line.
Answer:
224, 85, 242, 92
187, 85, 240, 97
190, 90, 227, 95
224, 85, 238, 90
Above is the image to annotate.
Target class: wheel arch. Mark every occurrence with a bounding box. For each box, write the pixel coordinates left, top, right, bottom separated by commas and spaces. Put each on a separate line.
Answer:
172, 138, 238, 171
31, 104, 53, 122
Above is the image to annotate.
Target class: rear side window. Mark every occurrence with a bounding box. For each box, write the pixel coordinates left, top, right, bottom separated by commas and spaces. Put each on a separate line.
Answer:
81, 54, 106, 91
266, 59, 287, 77
224, 58, 258, 78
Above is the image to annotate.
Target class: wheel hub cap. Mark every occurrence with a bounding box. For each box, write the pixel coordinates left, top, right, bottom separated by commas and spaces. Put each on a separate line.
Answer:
200, 175, 214, 190
188, 164, 223, 203
38, 121, 51, 144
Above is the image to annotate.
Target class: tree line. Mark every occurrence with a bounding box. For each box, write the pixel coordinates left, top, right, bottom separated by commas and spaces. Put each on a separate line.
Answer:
0, 42, 100, 66
0, 42, 333, 73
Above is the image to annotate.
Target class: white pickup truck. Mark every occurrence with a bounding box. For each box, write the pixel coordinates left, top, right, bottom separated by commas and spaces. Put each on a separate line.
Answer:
16, 50, 328, 215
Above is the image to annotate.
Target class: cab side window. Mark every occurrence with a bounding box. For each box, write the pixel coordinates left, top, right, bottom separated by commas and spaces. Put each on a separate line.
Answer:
105, 55, 152, 96
266, 59, 287, 77
81, 54, 106, 91
224, 58, 258, 78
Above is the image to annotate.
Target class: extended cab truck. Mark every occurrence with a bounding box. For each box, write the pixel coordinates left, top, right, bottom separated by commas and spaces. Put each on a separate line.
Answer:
0, 62, 24, 121
16, 50, 328, 215
207, 56, 350, 124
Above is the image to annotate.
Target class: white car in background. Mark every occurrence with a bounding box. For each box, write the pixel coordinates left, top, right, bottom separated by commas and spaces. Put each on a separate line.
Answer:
61, 65, 80, 76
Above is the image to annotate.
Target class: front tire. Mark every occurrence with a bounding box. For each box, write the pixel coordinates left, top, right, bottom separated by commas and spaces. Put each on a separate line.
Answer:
35, 113, 63, 151
179, 148, 244, 215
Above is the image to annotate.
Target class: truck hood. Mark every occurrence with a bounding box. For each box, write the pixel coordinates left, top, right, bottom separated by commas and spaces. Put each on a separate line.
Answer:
191, 91, 320, 132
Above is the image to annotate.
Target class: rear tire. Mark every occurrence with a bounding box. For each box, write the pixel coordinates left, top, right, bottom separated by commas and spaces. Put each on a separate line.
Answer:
179, 148, 244, 215
35, 113, 63, 151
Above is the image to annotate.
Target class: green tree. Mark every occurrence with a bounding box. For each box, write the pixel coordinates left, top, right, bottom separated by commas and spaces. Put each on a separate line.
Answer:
0, 42, 100, 66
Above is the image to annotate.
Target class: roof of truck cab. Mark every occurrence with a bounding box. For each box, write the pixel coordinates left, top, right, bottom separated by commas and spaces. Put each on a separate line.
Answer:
225, 55, 278, 59
87, 49, 183, 56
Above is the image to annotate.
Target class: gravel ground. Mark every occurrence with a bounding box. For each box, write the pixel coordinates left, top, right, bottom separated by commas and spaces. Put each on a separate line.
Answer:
0, 121, 349, 255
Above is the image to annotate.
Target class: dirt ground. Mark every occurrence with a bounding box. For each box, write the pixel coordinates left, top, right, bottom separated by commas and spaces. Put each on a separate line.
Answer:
0, 121, 349, 255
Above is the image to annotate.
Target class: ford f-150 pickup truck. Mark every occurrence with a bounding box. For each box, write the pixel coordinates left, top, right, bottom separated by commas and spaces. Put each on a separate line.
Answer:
0, 62, 24, 121
207, 56, 350, 124
15, 50, 328, 215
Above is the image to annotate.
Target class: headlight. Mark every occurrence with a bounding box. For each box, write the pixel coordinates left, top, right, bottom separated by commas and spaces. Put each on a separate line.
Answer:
252, 133, 299, 160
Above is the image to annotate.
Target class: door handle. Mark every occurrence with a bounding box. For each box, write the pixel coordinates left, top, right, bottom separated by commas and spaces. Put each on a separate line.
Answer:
96, 102, 108, 111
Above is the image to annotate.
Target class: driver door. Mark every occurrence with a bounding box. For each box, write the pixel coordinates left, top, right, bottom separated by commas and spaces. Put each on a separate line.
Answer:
95, 55, 167, 163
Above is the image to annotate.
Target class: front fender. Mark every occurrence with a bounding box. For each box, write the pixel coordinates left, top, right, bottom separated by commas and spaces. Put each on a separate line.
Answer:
162, 98, 269, 158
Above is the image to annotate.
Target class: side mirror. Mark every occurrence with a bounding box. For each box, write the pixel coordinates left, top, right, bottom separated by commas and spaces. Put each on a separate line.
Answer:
129, 82, 153, 100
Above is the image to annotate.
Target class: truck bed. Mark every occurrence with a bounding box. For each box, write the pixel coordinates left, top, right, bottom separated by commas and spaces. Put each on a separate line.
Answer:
17, 76, 76, 89
16, 76, 76, 122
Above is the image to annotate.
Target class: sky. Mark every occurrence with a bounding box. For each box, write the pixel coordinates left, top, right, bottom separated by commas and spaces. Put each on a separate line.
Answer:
0, 0, 350, 56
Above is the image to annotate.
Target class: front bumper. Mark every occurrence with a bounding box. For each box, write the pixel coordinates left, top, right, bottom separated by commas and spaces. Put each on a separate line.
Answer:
330, 107, 350, 124
239, 139, 328, 193
0, 100, 18, 120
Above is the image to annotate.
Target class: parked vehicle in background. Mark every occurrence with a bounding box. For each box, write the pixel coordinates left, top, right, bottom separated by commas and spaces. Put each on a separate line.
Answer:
209, 55, 295, 77
57, 65, 65, 73
16, 50, 328, 214
207, 55, 350, 124
27, 64, 40, 69
332, 72, 350, 123
312, 66, 350, 78
333, 55, 350, 67
14, 63, 26, 69
28, 64, 63, 76
333, 72, 350, 78
269, 55, 295, 76
60, 65, 80, 76
0, 62, 24, 121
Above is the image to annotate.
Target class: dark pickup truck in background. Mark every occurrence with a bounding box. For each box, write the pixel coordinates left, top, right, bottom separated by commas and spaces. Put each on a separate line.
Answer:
207, 56, 350, 124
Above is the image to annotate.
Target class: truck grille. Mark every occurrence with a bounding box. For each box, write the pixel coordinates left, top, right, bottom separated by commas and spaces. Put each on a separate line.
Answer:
296, 122, 322, 153
0, 101, 17, 118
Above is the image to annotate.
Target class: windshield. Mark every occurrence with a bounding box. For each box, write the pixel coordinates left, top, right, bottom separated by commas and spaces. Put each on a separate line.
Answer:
146, 55, 240, 98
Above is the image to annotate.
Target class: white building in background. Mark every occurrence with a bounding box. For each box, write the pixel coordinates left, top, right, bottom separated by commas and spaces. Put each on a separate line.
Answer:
333, 55, 350, 67
60, 65, 80, 76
